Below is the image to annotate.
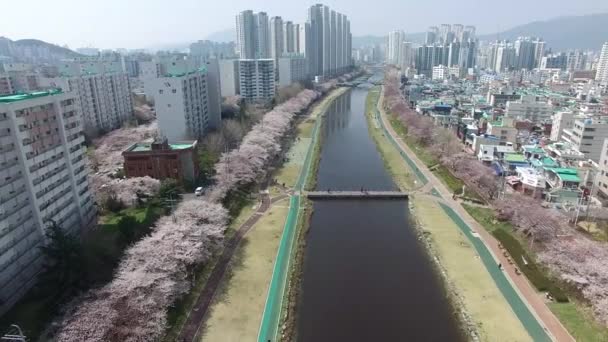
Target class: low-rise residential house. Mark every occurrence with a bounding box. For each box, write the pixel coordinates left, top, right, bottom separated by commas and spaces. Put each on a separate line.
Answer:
595, 138, 608, 205
503, 153, 529, 172
123, 139, 199, 184
543, 167, 582, 204
522, 145, 546, 160
486, 118, 518, 145
545, 141, 586, 163
530, 156, 559, 170
467, 134, 514, 155
544, 167, 581, 190
505, 95, 554, 123
515, 166, 545, 198
550, 111, 576, 141
478, 145, 515, 163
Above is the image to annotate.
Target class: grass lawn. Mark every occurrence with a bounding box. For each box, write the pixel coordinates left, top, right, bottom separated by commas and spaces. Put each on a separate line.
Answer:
577, 221, 608, 242
100, 206, 149, 227
414, 198, 532, 341
365, 90, 417, 190
296, 119, 315, 138
433, 164, 465, 194
224, 198, 256, 239
200, 201, 290, 342
549, 302, 608, 341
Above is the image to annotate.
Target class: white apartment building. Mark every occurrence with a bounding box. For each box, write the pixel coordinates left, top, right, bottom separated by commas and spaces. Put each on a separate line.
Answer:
307, 4, 352, 77
50, 60, 133, 134
239, 59, 275, 102
562, 118, 608, 163
595, 42, 608, 87
595, 138, 608, 203
550, 111, 576, 141
486, 118, 518, 145
151, 63, 220, 142
505, 95, 553, 123
387, 30, 405, 65
432, 65, 460, 80
278, 55, 308, 87
0, 63, 40, 95
219, 59, 239, 97
0, 90, 95, 314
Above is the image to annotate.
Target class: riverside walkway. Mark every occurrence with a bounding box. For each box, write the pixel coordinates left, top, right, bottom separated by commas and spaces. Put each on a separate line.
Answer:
375, 85, 573, 342
306, 190, 408, 199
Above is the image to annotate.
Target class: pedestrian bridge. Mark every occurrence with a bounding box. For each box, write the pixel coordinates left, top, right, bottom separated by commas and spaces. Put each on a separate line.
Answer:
305, 191, 409, 199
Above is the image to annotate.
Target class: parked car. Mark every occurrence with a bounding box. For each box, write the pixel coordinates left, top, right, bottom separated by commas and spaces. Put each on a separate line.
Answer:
195, 187, 204, 196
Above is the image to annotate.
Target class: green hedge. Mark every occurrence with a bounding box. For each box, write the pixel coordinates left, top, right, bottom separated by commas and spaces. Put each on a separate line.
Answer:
492, 229, 568, 302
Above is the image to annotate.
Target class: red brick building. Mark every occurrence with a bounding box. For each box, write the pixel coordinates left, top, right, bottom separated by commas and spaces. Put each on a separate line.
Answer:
122, 139, 199, 183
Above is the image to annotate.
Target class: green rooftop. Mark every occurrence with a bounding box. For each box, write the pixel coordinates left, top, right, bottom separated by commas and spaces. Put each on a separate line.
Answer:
531, 157, 558, 168
523, 146, 545, 154
128, 142, 195, 152
545, 167, 579, 175
0, 89, 63, 103
558, 173, 581, 182
505, 153, 527, 163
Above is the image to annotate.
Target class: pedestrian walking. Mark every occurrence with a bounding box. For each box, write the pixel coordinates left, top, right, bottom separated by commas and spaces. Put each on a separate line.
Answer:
498, 263, 503, 270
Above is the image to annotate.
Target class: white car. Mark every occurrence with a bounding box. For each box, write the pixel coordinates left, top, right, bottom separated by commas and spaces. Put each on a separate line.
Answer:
195, 187, 204, 196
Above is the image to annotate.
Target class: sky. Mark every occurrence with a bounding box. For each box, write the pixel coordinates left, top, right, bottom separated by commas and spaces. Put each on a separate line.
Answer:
3, 0, 608, 49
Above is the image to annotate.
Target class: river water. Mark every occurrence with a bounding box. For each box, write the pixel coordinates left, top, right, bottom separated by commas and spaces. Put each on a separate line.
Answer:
296, 84, 463, 341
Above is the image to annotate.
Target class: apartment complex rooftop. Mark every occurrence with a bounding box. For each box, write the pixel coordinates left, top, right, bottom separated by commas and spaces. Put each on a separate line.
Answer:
125, 140, 197, 153
0, 89, 63, 103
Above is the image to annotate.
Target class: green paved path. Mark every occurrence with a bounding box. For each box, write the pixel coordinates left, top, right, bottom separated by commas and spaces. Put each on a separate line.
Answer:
257, 89, 332, 342
374, 87, 552, 342
439, 203, 550, 342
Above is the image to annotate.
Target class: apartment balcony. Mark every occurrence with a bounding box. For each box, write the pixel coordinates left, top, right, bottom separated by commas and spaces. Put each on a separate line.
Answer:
34, 171, 70, 197
0, 198, 31, 223
0, 221, 38, 260
0, 185, 28, 207
0, 236, 43, 277
0, 128, 11, 138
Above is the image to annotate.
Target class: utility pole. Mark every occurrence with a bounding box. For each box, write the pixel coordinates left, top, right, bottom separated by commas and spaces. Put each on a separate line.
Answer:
163, 193, 179, 223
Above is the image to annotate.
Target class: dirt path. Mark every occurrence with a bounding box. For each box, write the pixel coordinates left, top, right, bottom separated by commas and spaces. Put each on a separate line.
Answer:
177, 193, 288, 342
377, 87, 574, 342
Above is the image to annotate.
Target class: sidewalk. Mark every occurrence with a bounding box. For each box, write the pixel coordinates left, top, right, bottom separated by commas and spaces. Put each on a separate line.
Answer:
377, 86, 574, 342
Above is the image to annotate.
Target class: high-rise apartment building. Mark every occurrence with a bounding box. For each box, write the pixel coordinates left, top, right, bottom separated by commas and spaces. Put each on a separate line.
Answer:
270, 16, 284, 70
236, 10, 271, 59
236, 10, 256, 59
0, 89, 95, 314
279, 56, 308, 86
387, 31, 405, 65
255, 12, 271, 59
238, 59, 275, 102
283, 21, 296, 54
51, 60, 133, 134
566, 50, 587, 71
426, 26, 438, 45
596, 42, 608, 87
307, 4, 352, 78
151, 61, 221, 141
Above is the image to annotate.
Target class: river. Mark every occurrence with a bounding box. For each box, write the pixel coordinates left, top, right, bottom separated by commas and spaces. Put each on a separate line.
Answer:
295, 83, 463, 341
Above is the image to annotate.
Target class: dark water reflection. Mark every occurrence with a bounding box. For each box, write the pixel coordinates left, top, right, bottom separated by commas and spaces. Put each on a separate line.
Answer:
296, 86, 463, 342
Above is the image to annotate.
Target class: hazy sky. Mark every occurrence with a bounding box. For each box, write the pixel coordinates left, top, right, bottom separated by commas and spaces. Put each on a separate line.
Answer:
3, 0, 608, 49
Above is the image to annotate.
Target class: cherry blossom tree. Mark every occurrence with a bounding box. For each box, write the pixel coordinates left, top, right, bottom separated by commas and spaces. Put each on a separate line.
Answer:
57, 76, 361, 340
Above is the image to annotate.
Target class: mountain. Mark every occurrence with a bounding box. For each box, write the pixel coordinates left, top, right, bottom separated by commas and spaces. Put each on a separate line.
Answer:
478, 13, 608, 50
352, 32, 427, 48
0, 37, 81, 63
206, 29, 235, 43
